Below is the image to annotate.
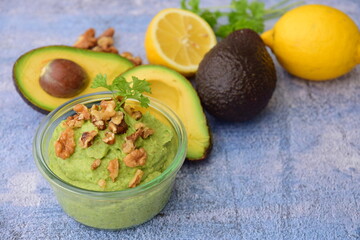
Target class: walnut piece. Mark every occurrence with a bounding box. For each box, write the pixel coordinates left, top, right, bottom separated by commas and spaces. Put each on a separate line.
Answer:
62, 115, 84, 129
73, 28, 141, 59
122, 138, 135, 154
142, 128, 155, 139
107, 159, 119, 182
62, 104, 91, 128
94, 28, 118, 53
128, 169, 144, 188
123, 148, 147, 168
99, 27, 115, 38
79, 130, 98, 148
54, 128, 76, 159
126, 128, 142, 142
97, 36, 114, 48
99, 100, 116, 121
92, 42, 118, 54
102, 132, 115, 145
91, 159, 101, 170
97, 37, 118, 53
126, 123, 154, 142
98, 179, 106, 189
120, 52, 142, 66
91, 46, 103, 52
124, 105, 142, 120
108, 46, 119, 54
111, 111, 124, 125
73, 104, 90, 120
108, 118, 128, 134
90, 105, 106, 130
89, 100, 118, 130
135, 123, 154, 139
73, 28, 97, 49
121, 123, 154, 154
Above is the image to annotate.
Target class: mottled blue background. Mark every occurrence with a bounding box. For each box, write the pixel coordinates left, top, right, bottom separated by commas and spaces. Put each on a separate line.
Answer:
1, 0, 360, 239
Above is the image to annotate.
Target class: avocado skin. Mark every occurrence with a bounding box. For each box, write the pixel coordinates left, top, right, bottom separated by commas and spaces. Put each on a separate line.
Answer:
195, 29, 277, 122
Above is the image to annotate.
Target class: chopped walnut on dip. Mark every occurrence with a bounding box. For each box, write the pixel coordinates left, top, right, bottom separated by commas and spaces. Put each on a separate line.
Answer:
49, 94, 176, 192
129, 169, 144, 188
79, 130, 98, 148
54, 128, 76, 159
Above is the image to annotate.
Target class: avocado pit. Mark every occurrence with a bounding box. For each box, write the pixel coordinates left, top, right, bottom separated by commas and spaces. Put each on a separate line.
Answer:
39, 59, 88, 98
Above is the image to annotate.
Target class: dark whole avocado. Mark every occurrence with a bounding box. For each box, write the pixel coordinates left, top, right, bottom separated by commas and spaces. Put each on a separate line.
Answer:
195, 29, 277, 122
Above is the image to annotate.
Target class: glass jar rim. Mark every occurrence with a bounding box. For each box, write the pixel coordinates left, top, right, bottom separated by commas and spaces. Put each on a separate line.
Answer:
33, 91, 187, 199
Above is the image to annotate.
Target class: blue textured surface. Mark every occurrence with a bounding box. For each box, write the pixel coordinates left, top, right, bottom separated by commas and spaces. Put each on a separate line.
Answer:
1, 0, 360, 239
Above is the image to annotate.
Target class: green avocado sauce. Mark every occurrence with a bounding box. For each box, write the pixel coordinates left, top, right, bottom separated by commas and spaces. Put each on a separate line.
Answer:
49, 108, 177, 192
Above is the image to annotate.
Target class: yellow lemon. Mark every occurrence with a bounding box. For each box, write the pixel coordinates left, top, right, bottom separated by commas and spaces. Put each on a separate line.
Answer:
145, 8, 217, 76
261, 4, 360, 81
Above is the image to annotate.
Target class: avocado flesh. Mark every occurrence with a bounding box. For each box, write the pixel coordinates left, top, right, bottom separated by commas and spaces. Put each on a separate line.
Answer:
121, 65, 212, 160
196, 29, 277, 122
13, 45, 134, 112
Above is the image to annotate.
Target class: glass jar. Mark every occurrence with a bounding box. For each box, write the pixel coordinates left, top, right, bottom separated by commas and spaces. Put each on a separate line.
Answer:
33, 92, 187, 229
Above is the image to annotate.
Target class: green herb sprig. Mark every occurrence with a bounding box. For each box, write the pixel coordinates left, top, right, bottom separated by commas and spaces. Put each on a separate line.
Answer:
91, 74, 151, 109
181, 0, 303, 38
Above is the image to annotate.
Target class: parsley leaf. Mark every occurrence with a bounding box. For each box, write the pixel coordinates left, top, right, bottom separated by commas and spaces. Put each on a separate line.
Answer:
90, 74, 109, 89
201, 10, 222, 29
91, 74, 152, 109
132, 76, 152, 95
181, 0, 222, 28
181, 0, 200, 13
181, 0, 303, 38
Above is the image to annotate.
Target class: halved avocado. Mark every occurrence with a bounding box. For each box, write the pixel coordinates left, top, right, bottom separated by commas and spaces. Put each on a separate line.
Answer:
13, 45, 134, 113
121, 65, 212, 160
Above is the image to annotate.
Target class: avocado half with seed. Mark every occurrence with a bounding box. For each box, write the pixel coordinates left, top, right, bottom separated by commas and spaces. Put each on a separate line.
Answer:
121, 65, 212, 160
13, 45, 134, 113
